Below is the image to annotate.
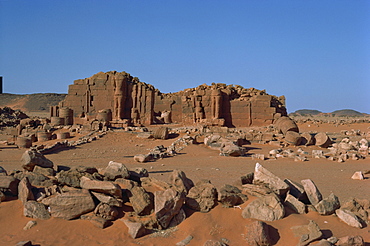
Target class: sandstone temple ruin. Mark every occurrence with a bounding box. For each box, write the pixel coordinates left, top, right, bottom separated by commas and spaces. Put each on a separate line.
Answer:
56, 71, 287, 127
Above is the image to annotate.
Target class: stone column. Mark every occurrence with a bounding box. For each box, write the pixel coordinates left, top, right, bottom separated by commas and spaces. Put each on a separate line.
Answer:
211, 89, 222, 119
113, 74, 127, 120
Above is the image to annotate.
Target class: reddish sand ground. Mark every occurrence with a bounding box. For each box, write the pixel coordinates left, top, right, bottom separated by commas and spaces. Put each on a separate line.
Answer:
0, 122, 369, 245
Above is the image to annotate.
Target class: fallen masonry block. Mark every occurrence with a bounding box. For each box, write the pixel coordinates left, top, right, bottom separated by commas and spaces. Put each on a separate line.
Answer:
242, 194, 285, 221
253, 163, 289, 197
291, 220, 323, 246
301, 179, 322, 206
120, 219, 147, 239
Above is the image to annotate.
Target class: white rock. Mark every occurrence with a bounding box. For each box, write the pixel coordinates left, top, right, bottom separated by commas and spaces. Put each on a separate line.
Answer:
351, 171, 364, 180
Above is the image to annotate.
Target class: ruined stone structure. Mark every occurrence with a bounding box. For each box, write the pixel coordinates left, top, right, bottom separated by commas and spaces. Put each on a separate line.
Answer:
60, 71, 287, 127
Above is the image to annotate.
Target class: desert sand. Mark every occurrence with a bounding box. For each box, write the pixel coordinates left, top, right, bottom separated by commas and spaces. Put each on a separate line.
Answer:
0, 121, 369, 246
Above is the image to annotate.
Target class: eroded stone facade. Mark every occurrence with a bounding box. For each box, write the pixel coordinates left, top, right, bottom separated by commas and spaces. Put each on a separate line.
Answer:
60, 71, 287, 127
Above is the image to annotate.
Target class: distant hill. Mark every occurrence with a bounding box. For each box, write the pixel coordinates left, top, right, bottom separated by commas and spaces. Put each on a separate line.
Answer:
330, 109, 365, 117
290, 108, 368, 117
291, 109, 322, 116
0, 93, 66, 113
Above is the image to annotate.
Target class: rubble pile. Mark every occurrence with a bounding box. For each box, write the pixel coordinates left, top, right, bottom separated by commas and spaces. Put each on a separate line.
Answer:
196, 116, 369, 163
134, 135, 196, 163
0, 150, 368, 244
0, 107, 29, 127
291, 116, 370, 126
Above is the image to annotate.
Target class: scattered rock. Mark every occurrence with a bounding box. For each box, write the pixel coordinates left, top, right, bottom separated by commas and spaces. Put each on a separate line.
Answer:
155, 188, 185, 229
0, 175, 19, 196
242, 194, 285, 221
23, 201, 50, 220
18, 177, 34, 204
23, 220, 37, 230
315, 193, 340, 215
340, 198, 369, 225
336, 235, 364, 246
33, 165, 55, 176
291, 220, 323, 246
141, 177, 171, 191
284, 193, 306, 214
91, 191, 122, 207
253, 163, 289, 197
284, 179, 308, 202
41, 189, 95, 220
21, 149, 53, 171
129, 167, 149, 182
220, 141, 246, 157
242, 183, 274, 197
127, 186, 153, 216
94, 202, 118, 221
203, 240, 226, 246
312, 150, 326, 159
0, 191, 5, 202
0, 166, 7, 176
15, 241, 32, 246
176, 235, 193, 246
241, 172, 254, 185
153, 127, 169, 140
169, 169, 194, 194
335, 209, 364, 228
134, 154, 152, 163
80, 176, 122, 198
169, 208, 186, 228
185, 180, 218, 212
301, 179, 322, 206
16, 172, 54, 187
351, 171, 364, 180
81, 213, 110, 229
313, 239, 333, 246
218, 184, 248, 208
327, 237, 339, 244
102, 161, 130, 180
121, 218, 147, 239
245, 220, 273, 246
56, 169, 84, 188
252, 153, 265, 160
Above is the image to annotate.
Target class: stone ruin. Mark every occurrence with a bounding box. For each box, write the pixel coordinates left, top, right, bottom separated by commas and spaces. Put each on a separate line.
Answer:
0, 107, 28, 127
58, 71, 287, 128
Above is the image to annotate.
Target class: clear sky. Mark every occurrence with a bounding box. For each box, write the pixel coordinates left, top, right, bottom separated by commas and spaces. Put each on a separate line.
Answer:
1, 0, 369, 113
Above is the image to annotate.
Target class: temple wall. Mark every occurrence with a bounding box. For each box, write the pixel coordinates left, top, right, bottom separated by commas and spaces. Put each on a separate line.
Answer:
60, 71, 287, 127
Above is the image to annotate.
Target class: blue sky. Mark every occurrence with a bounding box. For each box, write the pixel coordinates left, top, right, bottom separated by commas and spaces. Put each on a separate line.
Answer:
1, 0, 369, 113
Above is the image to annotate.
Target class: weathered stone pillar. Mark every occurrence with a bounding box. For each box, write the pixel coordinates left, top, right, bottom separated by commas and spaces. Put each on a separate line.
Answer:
113, 74, 127, 120
211, 89, 222, 119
